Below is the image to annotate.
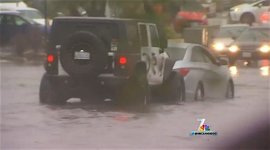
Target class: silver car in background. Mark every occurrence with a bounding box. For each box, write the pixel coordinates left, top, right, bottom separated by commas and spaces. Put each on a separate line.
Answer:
210, 24, 249, 56
166, 43, 234, 100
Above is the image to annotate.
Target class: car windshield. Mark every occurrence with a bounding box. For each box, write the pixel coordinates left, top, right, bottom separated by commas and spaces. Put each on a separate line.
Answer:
18, 9, 43, 19
216, 26, 248, 38
237, 28, 270, 42
165, 47, 187, 60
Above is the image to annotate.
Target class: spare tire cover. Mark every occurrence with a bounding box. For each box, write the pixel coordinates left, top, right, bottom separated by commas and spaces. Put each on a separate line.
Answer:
60, 31, 107, 77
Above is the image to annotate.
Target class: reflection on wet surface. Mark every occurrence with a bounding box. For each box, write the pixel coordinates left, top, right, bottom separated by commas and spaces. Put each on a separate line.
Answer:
1, 63, 269, 149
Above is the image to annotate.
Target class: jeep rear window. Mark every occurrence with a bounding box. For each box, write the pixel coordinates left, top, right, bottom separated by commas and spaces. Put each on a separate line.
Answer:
165, 47, 187, 60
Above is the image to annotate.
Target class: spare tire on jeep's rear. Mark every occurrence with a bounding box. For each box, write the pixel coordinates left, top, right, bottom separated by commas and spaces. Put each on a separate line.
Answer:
60, 31, 107, 77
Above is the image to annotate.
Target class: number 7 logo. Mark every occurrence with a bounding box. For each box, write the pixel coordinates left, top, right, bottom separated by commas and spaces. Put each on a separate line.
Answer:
197, 118, 206, 131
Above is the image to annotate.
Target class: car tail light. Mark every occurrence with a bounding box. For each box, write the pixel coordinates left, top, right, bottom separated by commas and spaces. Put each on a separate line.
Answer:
47, 54, 54, 63
260, 12, 270, 23
179, 68, 189, 77
119, 56, 127, 65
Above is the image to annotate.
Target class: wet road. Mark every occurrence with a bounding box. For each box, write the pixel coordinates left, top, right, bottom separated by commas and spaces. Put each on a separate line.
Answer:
1, 62, 269, 149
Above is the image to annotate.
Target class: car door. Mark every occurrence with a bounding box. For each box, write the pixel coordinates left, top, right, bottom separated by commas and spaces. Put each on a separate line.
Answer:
200, 46, 229, 96
185, 46, 209, 94
4, 14, 30, 43
0, 14, 6, 44
138, 23, 165, 85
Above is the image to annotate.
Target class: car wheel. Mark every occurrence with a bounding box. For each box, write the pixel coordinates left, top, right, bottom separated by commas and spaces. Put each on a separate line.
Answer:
39, 74, 66, 104
194, 82, 204, 101
226, 80, 234, 99
240, 13, 255, 25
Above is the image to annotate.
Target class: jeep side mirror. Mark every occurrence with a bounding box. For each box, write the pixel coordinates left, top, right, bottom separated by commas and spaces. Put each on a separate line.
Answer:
159, 48, 164, 53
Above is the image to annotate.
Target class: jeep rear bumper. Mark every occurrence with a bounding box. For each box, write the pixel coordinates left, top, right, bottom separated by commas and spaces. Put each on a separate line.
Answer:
46, 73, 128, 87
44, 73, 129, 99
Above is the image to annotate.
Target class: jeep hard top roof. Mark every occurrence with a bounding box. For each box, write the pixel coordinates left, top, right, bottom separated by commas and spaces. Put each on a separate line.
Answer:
53, 17, 151, 24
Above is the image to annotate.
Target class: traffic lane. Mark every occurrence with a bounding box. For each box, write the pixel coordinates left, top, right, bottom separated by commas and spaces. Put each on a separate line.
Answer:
1, 62, 269, 149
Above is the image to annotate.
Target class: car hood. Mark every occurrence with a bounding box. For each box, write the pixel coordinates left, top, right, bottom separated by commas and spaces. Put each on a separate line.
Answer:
231, 3, 252, 10
212, 38, 235, 46
233, 41, 266, 51
234, 41, 265, 46
33, 19, 46, 26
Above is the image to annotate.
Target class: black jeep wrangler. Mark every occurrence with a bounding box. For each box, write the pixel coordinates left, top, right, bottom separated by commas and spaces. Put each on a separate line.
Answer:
39, 17, 185, 106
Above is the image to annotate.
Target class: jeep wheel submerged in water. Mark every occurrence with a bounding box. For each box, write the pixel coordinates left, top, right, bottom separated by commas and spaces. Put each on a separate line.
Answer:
60, 31, 107, 77
39, 74, 67, 104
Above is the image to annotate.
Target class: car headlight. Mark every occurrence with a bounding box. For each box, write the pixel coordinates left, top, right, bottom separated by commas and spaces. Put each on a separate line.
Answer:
229, 45, 239, 53
233, 7, 239, 12
212, 42, 225, 51
259, 44, 270, 53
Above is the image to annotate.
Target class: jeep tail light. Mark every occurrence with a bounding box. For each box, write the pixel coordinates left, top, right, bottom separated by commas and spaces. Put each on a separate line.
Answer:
119, 56, 127, 65
47, 54, 54, 63
179, 68, 189, 77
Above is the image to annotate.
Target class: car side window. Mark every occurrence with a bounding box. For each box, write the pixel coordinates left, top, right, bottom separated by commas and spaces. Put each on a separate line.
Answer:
6, 15, 15, 25
191, 47, 205, 62
149, 25, 160, 47
139, 24, 148, 47
0, 15, 4, 25
262, 0, 270, 6
14, 16, 27, 26
201, 48, 217, 64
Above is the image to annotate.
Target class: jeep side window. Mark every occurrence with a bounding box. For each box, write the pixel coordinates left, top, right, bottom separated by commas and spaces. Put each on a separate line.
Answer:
126, 22, 139, 49
139, 24, 148, 47
149, 25, 160, 47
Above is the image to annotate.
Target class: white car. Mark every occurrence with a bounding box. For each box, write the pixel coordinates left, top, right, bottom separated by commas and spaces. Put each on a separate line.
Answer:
0, 6, 46, 26
165, 43, 234, 100
229, 0, 270, 25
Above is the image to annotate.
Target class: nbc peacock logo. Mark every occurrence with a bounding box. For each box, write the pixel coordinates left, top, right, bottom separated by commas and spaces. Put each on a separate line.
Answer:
190, 118, 218, 136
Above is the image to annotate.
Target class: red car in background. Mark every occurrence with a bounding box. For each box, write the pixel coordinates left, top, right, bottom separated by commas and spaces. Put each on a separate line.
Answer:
174, 1, 207, 32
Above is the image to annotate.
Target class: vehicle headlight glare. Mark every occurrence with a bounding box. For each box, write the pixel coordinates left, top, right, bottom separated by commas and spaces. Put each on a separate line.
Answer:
213, 43, 225, 51
229, 66, 238, 76
234, 8, 239, 12
229, 45, 239, 53
259, 45, 270, 53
